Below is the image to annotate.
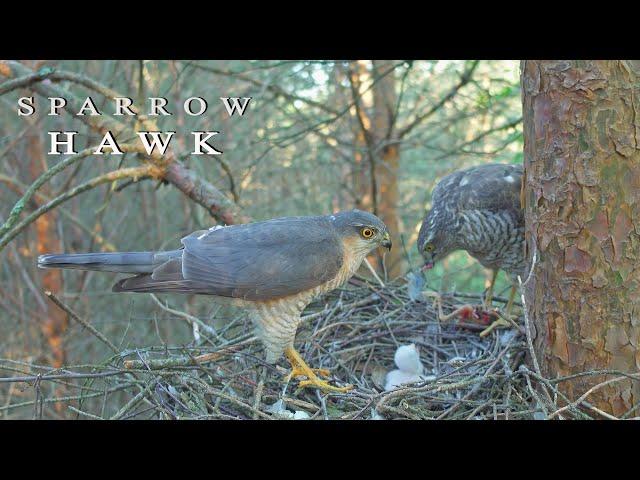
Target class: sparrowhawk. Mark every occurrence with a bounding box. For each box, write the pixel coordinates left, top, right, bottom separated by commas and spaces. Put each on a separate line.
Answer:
417, 163, 526, 320
38, 209, 392, 392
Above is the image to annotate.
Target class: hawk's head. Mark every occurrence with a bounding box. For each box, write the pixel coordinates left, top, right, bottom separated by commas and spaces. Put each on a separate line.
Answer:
330, 210, 392, 255
417, 207, 455, 270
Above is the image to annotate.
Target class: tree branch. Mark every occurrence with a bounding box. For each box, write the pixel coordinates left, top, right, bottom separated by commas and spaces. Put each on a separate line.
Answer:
164, 161, 250, 225
431, 116, 522, 162
188, 62, 341, 116
0, 164, 160, 252
0, 68, 57, 96
397, 60, 480, 139
0, 147, 97, 241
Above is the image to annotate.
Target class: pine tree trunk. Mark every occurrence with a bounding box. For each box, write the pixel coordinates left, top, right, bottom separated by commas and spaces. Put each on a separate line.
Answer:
347, 61, 373, 210
522, 60, 640, 416
371, 60, 404, 278
347, 60, 405, 278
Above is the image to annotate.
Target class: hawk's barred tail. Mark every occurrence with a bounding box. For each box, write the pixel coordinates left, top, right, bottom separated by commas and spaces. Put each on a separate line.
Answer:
37, 251, 181, 274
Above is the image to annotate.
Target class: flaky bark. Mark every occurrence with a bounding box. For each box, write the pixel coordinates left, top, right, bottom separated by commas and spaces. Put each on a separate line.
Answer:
522, 60, 640, 416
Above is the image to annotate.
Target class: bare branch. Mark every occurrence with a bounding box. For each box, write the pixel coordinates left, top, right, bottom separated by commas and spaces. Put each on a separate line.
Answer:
0, 147, 97, 242
188, 62, 341, 116
164, 161, 250, 225
397, 60, 480, 139
45, 290, 120, 354
0, 164, 160, 252
0, 68, 57, 96
431, 116, 522, 162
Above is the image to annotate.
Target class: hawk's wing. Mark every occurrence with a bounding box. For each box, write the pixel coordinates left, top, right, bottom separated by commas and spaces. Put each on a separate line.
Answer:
434, 163, 523, 215
113, 216, 344, 301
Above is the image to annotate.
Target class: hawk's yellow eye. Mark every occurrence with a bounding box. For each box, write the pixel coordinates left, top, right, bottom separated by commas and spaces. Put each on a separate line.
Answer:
360, 227, 375, 239
425, 243, 435, 252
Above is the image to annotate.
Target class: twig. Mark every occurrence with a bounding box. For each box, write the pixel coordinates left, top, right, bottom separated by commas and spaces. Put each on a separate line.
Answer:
0, 164, 159, 252
0, 68, 57, 95
363, 258, 385, 287
0, 147, 96, 243
547, 375, 629, 420
44, 291, 120, 354
111, 376, 160, 420
67, 405, 104, 420
150, 294, 220, 341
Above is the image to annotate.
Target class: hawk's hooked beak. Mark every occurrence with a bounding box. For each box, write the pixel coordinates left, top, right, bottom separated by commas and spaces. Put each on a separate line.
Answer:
381, 232, 392, 251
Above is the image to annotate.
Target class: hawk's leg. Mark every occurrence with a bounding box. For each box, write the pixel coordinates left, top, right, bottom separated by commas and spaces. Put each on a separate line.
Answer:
504, 284, 517, 317
480, 284, 519, 337
483, 269, 499, 309
284, 347, 353, 393
284, 365, 331, 381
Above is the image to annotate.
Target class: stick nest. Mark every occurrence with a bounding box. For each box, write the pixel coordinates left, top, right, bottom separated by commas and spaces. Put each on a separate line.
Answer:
1, 279, 544, 420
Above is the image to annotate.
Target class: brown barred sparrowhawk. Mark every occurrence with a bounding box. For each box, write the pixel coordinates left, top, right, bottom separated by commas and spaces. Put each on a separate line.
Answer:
417, 163, 526, 325
38, 210, 391, 392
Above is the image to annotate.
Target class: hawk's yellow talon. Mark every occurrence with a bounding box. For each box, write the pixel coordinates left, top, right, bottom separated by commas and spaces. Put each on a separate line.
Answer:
285, 367, 331, 382
284, 346, 352, 393
311, 368, 331, 378
298, 379, 353, 393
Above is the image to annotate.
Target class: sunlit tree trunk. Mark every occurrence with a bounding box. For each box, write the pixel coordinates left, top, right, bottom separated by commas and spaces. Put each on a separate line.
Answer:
347, 60, 405, 278
522, 60, 640, 417
371, 60, 404, 278
26, 127, 68, 370
21, 60, 68, 371
347, 61, 373, 209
